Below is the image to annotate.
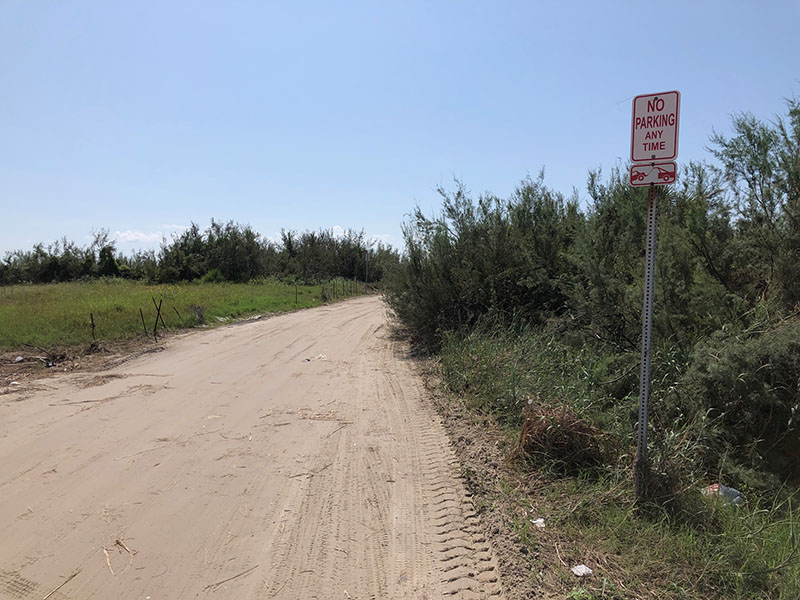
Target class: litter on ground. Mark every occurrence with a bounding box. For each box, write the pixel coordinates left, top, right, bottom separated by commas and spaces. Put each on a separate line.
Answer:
571, 564, 593, 577
701, 483, 744, 505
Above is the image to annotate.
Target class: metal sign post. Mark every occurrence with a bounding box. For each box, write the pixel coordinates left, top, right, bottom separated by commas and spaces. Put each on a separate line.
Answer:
629, 90, 680, 502
634, 183, 659, 501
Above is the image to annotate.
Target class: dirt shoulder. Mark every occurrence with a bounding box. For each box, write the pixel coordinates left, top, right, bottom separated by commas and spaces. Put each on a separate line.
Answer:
415, 359, 548, 599
1, 335, 169, 400
0, 311, 280, 396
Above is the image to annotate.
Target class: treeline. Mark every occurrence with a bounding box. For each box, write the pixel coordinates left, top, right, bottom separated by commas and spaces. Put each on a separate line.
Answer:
0, 221, 399, 285
385, 98, 800, 498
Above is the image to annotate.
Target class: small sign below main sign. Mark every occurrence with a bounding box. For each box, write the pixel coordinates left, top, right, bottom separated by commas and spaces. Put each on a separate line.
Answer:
631, 90, 680, 162
630, 161, 676, 186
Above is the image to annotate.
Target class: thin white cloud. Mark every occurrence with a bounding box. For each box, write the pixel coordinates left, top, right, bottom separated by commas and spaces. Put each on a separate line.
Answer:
115, 224, 188, 245
115, 230, 163, 243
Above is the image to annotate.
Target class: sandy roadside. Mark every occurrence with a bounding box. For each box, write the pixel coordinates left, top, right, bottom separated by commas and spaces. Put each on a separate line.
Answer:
0, 296, 503, 599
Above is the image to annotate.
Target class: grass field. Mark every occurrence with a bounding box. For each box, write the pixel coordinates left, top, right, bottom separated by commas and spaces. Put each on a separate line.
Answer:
0, 279, 359, 349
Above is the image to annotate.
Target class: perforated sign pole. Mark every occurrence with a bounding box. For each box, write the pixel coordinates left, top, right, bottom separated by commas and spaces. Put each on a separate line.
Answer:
634, 183, 659, 502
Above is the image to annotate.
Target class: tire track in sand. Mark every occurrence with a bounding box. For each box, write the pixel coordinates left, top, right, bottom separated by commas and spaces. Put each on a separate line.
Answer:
261, 310, 503, 599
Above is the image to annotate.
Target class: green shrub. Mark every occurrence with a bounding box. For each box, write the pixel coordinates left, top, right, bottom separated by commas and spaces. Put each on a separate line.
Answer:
384, 175, 580, 350
662, 316, 800, 490
200, 268, 225, 283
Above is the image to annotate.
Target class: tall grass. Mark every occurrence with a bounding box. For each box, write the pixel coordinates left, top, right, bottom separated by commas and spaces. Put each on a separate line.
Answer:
0, 279, 338, 349
440, 326, 800, 599
440, 324, 611, 425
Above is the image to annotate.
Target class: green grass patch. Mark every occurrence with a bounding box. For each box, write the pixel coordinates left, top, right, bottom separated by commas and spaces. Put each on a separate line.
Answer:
503, 474, 800, 599
0, 279, 345, 349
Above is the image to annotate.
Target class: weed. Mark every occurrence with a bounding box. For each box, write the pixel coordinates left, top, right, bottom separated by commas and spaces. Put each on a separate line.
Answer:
513, 402, 610, 475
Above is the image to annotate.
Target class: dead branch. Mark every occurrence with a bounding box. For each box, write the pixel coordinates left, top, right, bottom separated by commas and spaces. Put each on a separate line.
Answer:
115, 539, 136, 555
41, 569, 81, 600
203, 564, 259, 591
103, 547, 114, 574
325, 422, 351, 438
113, 446, 164, 461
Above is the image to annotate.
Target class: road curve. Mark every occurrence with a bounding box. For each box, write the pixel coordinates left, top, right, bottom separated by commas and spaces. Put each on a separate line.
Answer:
0, 296, 503, 599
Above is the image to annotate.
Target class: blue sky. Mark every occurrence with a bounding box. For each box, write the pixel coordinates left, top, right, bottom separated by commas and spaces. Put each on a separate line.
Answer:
1, 1, 798, 254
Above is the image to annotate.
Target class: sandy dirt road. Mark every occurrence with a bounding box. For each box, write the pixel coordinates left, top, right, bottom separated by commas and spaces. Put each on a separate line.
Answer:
0, 296, 503, 599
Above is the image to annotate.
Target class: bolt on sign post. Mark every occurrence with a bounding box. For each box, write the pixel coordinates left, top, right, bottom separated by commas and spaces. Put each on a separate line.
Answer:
629, 91, 680, 501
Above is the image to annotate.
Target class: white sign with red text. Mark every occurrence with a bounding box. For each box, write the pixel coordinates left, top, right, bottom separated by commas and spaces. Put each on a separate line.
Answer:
631, 91, 680, 162
629, 161, 676, 186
